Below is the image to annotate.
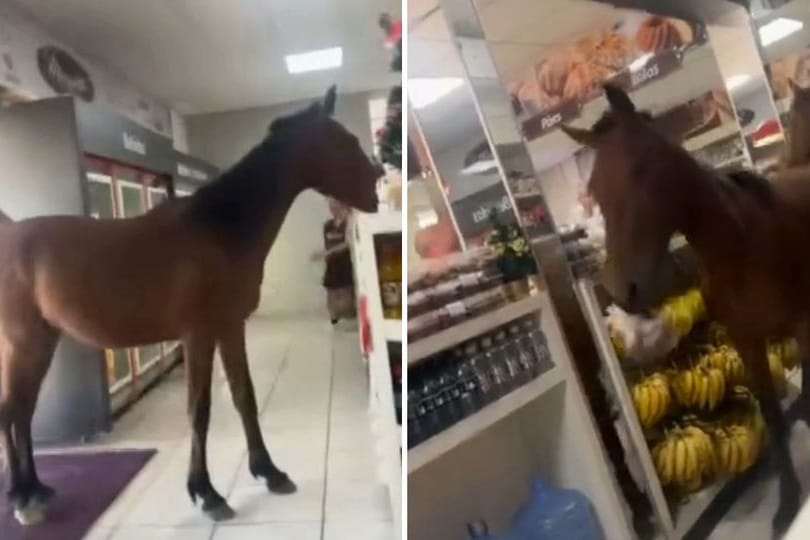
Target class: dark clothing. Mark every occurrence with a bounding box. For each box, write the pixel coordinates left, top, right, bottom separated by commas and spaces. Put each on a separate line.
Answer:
322, 219, 354, 289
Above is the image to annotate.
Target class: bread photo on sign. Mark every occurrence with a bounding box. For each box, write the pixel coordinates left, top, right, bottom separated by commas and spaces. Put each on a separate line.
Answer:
635, 15, 695, 53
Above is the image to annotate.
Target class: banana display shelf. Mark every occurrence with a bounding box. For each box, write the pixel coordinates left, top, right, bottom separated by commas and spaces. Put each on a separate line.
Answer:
611, 288, 800, 504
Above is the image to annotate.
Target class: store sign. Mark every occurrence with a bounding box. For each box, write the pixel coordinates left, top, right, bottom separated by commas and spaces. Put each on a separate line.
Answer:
451, 183, 519, 243
36, 45, 94, 102
611, 49, 683, 92
122, 132, 146, 155
522, 101, 581, 140
177, 162, 208, 181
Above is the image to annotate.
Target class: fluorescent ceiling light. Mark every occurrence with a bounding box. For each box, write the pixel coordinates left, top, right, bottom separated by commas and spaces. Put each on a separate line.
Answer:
285, 47, 343, 74
726, 74, 751, 92
409, 78, 464, 108
759, 18, 803, 47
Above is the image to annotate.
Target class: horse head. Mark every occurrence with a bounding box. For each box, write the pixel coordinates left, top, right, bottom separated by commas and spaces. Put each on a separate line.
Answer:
561, 84, 696, 313
787, 79, 810, 166
269, 86, 380, 212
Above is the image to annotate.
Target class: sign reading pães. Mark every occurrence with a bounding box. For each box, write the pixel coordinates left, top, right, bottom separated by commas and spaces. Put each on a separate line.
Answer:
36, 45, 94, 102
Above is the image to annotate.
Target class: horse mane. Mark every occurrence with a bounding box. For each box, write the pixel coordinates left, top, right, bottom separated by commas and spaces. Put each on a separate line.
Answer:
185, 108, 314, 246
724, 169, 775, 205
591, 109, 654, 135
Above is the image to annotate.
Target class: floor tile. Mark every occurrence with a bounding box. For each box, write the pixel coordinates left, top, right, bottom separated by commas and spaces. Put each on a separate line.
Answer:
212, 522, 321, 540
323, 520, 395, 540
227, 479, 324, 523
325, 480, 391, 522
107, 525, 214, 540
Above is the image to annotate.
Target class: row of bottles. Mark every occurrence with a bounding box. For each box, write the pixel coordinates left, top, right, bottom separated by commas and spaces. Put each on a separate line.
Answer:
408, 317, 553, 448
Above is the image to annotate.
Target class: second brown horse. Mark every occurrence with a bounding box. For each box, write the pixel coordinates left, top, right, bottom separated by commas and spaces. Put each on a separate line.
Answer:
563, 84, 809, 538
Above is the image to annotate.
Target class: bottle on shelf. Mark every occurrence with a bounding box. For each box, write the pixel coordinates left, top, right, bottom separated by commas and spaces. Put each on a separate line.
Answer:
494, 330, 522, 392
377, 238, 402, 319
482, 336, 508, 399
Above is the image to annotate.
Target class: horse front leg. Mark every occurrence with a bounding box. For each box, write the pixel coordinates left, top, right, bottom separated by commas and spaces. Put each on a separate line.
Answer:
0, 398, 26, 518
737, 337, 800, 538
184, 331, 234, 521
218, 323, 296, 494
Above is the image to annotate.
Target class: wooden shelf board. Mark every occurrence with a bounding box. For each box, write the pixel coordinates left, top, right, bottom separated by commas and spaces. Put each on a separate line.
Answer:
408, 366, 565, 473
408, 293, 544, 366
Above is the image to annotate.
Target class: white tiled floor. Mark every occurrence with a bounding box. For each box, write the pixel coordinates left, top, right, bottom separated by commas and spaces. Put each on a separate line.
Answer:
73, 316, 393, 540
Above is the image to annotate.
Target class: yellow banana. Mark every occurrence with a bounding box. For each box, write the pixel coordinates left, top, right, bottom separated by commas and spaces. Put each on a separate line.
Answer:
674, 436, 687, 484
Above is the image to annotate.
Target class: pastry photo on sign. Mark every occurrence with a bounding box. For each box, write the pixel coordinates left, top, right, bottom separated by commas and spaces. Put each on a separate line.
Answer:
508, 9, 706, 139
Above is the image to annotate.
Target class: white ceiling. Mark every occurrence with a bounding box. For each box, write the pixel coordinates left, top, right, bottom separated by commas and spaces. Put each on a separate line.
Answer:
9, 0, 400, 114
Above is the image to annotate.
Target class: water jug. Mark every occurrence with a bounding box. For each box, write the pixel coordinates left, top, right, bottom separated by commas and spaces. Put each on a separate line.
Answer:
511, 477, 604, 540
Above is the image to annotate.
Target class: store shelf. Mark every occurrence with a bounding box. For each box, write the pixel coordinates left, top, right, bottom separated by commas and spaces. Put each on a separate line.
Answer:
383, 319, 402, 342
672, 369, 801, 537
683, 122, 740, 153
513, 190, 544, 200
408, 365, 565, 473
354, 210, 402, 236
408, 293, 545, 366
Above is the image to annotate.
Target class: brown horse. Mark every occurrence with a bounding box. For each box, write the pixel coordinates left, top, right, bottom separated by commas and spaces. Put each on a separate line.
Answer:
0, 86, 380, 524
779, 80, 810, 170
562, 84, 809, 538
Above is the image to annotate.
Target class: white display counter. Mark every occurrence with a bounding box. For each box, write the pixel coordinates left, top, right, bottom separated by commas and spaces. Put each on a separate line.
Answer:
348, 210, 402, 538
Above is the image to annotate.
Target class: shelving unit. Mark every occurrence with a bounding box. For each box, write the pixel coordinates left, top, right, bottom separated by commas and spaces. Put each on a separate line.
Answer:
409, 365, 565, 473
349, 209, 402, 537
409, 293, 545, 366
407, 289, 635, 540
575, 278, 802, 539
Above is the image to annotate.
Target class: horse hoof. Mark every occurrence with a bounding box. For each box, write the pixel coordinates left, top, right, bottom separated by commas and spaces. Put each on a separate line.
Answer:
267, 473, 297, 495
14, 505, 44, 526
203, 502, 236, 522
30, 484, 56, 508
773, 505, 798, 538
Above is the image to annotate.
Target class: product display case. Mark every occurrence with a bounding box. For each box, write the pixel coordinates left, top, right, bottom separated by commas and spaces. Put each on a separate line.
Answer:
348, 210, 402, 537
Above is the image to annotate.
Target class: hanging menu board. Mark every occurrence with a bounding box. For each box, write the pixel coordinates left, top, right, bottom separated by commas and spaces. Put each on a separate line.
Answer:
509, 10, 708, 141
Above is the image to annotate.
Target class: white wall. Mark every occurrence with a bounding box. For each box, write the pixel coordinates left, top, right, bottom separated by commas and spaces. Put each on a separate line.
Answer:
186, 91, 382, 317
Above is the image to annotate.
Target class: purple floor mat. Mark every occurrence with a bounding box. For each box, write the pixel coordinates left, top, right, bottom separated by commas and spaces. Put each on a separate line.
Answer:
0, 449, 155, 540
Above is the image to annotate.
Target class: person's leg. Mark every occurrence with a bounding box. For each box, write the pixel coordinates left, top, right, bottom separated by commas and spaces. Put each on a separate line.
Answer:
326, 288, 340, 324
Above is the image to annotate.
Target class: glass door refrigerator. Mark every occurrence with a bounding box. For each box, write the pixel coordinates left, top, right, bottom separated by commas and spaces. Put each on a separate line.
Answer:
84, 155, 175, 410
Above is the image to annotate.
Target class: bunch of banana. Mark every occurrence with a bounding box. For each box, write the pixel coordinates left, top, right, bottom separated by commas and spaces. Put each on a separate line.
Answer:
657, 288, 707, 338
672, 365, 726, 411
702, 345, 746, 386
652, 427, 715, 490
712, 424, 760, 475
632, 373, 672, 429
769, 339, 800, 371
767, 351, 788, 399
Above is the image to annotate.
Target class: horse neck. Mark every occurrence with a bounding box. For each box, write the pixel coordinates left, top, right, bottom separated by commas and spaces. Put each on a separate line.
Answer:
188, 143, 308, 259
678, 167, 745, 274
785, 111, 810, 167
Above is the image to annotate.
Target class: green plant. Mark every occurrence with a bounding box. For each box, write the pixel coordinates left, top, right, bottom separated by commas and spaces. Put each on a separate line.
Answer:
486, 210, 537, 282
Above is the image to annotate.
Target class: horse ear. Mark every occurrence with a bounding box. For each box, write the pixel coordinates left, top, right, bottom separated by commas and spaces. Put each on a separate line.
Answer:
603, 83, 636, 116
323, 85, 337, 116
560, 125, 598, 148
